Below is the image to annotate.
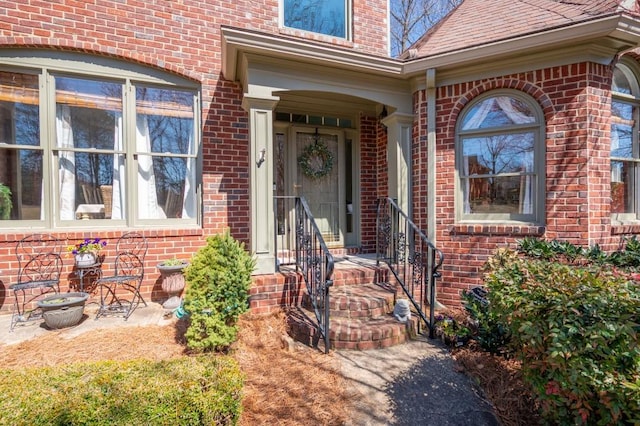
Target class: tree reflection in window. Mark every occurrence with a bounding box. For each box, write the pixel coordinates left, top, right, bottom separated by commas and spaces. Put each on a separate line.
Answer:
284, 0, 348, 38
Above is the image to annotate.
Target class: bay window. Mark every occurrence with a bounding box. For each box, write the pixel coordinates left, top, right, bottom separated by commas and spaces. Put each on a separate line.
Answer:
0, 53, 200, 228
456, 91, 544, 223
611, 62, 640, 221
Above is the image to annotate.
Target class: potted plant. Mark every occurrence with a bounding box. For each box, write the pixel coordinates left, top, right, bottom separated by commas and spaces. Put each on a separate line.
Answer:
157, 257, 189, 309
37, 292, 89, 329
67, 237, 107, 267
0, 183, 12, 220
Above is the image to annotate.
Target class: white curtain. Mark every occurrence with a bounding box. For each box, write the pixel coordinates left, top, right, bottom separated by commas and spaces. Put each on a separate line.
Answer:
56, 105, 75, 220
182, 131, 196, 219
463, 155, 471, 214
495, 97, 535, 125
111, 113, 125, 219
462, 98, 494, 130
463, 96, 535, 130
520, 151, 534, 215
136, 115, 166, 219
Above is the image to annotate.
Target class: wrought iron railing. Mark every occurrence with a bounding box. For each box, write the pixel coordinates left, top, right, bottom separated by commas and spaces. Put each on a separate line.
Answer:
376, 197, 444, 338
274, 195, 334, 353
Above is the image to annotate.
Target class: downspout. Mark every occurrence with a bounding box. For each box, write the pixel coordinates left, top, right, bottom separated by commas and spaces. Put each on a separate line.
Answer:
426, 68, 445, 310
426, 68, 436, 244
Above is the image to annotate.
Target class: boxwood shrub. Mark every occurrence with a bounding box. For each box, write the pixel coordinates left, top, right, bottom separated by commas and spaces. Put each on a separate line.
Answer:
0, 355, 243, 425
483, 248, 640, 425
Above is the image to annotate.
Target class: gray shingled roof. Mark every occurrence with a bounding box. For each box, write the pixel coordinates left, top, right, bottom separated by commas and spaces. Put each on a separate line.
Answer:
408, 0, 640, 58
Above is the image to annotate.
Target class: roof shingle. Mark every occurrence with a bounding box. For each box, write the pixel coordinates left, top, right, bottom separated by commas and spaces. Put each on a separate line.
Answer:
408, 0, 640, 58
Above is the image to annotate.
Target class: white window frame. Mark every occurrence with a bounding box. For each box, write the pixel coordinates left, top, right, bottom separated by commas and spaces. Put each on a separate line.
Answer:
455, 89, 545, 224
0, 50, 201, 230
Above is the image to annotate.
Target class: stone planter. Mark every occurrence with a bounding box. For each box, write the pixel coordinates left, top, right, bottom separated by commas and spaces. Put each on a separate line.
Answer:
157, 262, 189, 309
37, 292, 89, 329
75, 252, 97, 267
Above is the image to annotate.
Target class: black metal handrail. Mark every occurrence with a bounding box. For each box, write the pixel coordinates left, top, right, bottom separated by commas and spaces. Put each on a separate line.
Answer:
274, 195, 334, 353
376, 197, 444, 338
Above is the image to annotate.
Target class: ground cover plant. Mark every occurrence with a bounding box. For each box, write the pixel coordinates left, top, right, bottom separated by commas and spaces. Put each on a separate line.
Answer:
0, 356, 242, 425
0, 311, 350, 426
475, 240, 640, 425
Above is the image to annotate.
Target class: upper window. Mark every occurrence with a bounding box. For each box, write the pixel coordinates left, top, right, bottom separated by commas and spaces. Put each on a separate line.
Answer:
0, 53, 200, 228
282, 0, 351, 39
611, 62, 640, 221
456, 91, 545, 223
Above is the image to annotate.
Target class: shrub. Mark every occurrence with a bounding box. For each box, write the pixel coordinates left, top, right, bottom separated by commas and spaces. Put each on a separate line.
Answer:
461, 286, 511, 356
0, 356, 243, 425
484, 249, 640, 425
183, 232, 256, 352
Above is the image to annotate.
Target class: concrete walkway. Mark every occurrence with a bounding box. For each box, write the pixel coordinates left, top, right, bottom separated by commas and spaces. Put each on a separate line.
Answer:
338, 334, 499, 425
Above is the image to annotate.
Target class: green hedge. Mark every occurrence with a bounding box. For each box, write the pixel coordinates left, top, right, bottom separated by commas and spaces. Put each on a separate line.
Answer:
0, 355, 243, 425
483, 248, 640, 425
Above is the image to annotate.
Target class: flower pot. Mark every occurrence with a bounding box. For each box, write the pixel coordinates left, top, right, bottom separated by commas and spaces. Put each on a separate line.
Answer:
75, 253, 96, 267
37, 292, 89, 329
157, 262, 189, 309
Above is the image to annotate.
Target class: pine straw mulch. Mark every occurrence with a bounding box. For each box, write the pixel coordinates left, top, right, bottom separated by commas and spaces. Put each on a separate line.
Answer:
0, 310, 350, 426
437, 307, 543, 426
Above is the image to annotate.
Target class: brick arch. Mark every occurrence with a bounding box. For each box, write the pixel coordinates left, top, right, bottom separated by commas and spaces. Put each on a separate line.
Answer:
445, 79, 554, 139
0, 39, 200, 83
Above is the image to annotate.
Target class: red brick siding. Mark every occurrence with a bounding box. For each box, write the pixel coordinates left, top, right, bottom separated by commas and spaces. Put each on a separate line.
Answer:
0, 0, 389, 314
360, 115, 381, 252
426, 62, 630, 306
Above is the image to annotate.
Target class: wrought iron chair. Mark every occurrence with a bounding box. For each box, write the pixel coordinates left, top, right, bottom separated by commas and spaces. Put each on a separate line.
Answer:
9, 234, 63, 330
95, 232, 148, 320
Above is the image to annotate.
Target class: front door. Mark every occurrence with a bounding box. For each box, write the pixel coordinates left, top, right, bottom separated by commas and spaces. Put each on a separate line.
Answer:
293, 127, 344, 246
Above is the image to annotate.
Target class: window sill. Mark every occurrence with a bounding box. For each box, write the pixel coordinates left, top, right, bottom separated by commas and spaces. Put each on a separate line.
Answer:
449, 224, 545, 236
611, 223, 640, 235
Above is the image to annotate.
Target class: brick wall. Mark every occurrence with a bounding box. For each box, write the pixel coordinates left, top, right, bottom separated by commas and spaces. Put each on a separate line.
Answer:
424, 61, 633, 306
360, 115, 381, 253
0, 0, 390, 314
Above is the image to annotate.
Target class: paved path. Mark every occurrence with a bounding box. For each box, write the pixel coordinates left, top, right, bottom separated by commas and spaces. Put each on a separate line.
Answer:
337, 334, 499, 425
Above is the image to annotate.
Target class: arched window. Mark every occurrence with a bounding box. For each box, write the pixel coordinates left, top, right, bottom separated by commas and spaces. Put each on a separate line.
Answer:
611, 61, 640, 221
456, 90, 545, 223
0, 51, 200, 228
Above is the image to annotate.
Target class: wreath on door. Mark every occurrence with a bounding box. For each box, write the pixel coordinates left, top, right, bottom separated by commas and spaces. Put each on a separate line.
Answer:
298, 141, 334, 180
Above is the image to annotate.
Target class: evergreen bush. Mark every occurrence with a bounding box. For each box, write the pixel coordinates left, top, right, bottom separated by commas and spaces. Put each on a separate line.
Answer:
183, 232, 256, 352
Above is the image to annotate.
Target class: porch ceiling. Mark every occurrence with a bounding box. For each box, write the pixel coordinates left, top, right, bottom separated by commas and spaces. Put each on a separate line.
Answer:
274, 91, 379, 117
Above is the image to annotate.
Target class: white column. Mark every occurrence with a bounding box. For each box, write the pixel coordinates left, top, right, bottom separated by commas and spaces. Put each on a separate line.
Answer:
382, 113, 413, 216
242, 95, 279, 274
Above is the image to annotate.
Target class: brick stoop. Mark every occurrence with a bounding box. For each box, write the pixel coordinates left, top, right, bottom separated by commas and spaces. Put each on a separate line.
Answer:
286, 258, 419, 351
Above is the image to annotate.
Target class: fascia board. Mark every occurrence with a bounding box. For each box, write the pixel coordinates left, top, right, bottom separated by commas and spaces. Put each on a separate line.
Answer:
221, 26, 403, 81
402, 15, 640, 78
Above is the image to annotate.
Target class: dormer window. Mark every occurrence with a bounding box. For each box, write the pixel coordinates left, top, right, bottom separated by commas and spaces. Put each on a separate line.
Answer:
282, 0, 351, 39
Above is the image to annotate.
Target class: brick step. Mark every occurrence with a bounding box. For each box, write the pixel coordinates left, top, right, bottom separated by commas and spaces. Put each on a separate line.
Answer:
328, 262, 389, 287
302, 282, 397, 319
286, 305, 417, 350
